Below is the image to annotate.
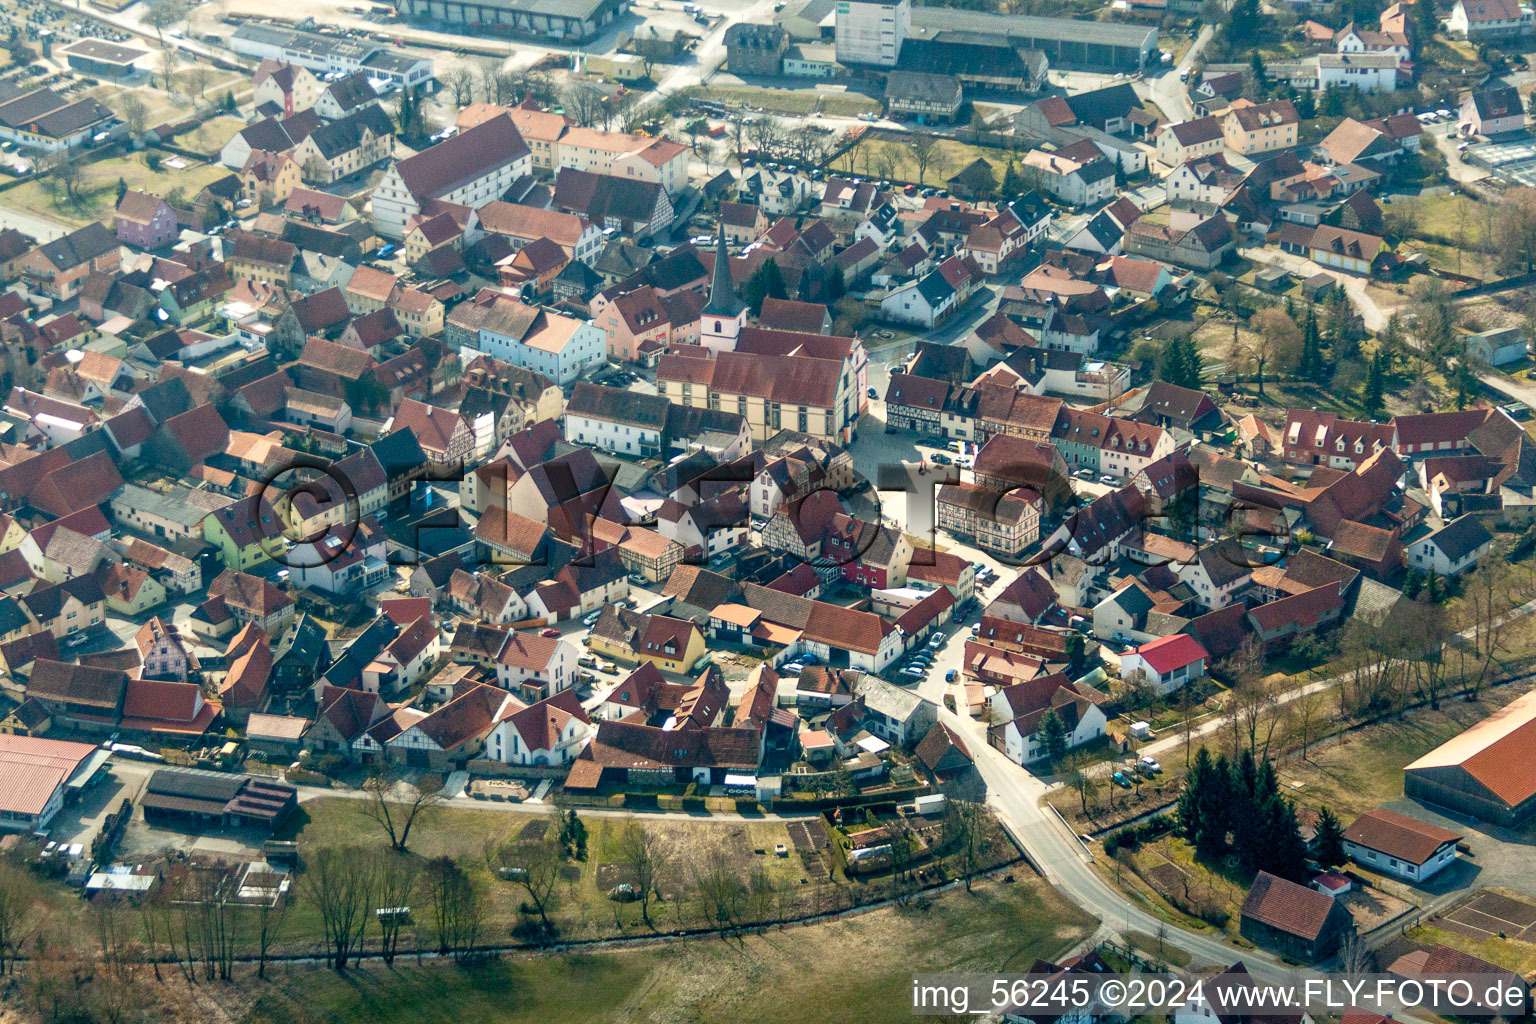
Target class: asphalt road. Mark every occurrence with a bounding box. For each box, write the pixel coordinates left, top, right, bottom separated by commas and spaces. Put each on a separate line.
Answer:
1140, 24, 1213, 125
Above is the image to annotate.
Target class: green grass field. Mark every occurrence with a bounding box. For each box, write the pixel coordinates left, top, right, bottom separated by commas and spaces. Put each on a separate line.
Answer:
1, 150, 232, 228
239, 874, 1096, 1024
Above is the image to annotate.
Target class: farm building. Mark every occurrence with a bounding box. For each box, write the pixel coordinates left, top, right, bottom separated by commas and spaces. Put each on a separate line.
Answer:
1404, 690, 1536, 827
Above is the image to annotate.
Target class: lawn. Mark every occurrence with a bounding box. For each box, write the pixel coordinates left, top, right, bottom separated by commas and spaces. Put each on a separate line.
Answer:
277, 797, 1008, 946
2, 150, 232, 228
687, 85, 881, 118
1393, 193, 1497, 279
179, 115, 253, 159
839, 133, 1024, 187
1273, 684, 1536, 822
238, 874, 1096, 1024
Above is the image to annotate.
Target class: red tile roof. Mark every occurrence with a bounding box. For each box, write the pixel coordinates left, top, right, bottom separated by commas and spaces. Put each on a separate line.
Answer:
1343, 808, 1460, 865
1240, 870, 1337, 940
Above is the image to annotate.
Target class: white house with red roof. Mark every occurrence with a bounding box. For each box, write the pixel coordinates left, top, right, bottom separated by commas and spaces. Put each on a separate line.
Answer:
1447, 0, 1534, 39
1118, 633, 1208, 694
484, 690, 592, 766
493, 630, 577, 701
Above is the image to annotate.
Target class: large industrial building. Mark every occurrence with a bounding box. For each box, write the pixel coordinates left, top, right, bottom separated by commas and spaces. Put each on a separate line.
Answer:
831, 0, 1157, 71
1404, 690, 1536, 827
390, 0, 629, 44
229, 23, 435, 91
0, 734, 109, 833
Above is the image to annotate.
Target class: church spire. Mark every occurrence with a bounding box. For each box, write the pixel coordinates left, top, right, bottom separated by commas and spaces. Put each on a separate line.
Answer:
703, 219, 744, 318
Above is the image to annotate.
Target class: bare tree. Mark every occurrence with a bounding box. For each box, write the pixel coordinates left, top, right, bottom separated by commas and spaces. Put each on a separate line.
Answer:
614, 820, 659, 927
1060, 751, 1095, 816
1236, 308, 1303, 397
726, 108, 751, 162
492, 69, 519, 105
49, 151, 93, 209
498, 828, 563, 935
249, 888, 293, 980
1337, 928, 1374, 972
158, 48, 181, 95
747, 115, 784, 159
886, 816, 917, 903
184, 62, 215, 107
304, 846, 377, 971
909, 132, 942, 186
303, 154, 330, 186
144, 0, 188, 46
423, 856, 484, 958
614, 90, 644, 133
945, 799, 988, 891
441, 66, 476, 108
563, 81, 607, 128
116, 93, 149, 138
374, 853, 419, 966
1175, 685, 1199, 767
1338, 617, 1414, 719
360, 771, 443, 853
746, 866, 779, 926
1221, 637, 1277, 759
693, 848, 745, 927
1459, 559, 1525, 700
1291, 689, 1327, 762
872, 142, 897, 183
0, 860, 36, 976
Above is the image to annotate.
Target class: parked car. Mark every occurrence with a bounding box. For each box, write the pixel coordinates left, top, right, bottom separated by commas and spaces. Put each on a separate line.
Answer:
582, 611, 602, 626
540, 628, 560, 638
1076, 468, 1095, 480
1139, 755, 1161, 773
944, 669, 957, 682
867, 386, 878, 398
1099, 474, 1118, 485
971, 622, 982, 634
902, 666, 926, 678
578, 655, 597, 667
928, 634, 944, 649
1111, 772, 1133, 789
800, 653, 820, 665
931, 453, 952, 465
628, 574, 647, 586
781, 662, 805, 674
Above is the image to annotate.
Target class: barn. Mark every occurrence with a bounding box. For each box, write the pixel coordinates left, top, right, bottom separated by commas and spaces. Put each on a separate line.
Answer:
1404, 690, 1536, 828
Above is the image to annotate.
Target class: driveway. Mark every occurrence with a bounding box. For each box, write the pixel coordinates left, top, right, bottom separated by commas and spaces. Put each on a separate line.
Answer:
1240, 245, 1393, 331
1138, 24, 1213, 124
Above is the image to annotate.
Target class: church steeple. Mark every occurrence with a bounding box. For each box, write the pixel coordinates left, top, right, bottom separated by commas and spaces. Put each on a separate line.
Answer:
699, 219, 747, 353
704, 220, 744, 319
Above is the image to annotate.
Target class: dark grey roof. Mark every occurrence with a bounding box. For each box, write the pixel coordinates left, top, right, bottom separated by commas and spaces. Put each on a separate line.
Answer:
566, 382, 669, 428
36, 222, 118, 270
1078, 210, 1123, 249
884, 70, 962, 105
324, 72, 378, 113
304, 104, 392, 159
907, 6, 1155, 48
1422, 515, 1492, 562
725, 22, 787, 47
1472, 85, 1521, 120
915, 267, 956, 306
